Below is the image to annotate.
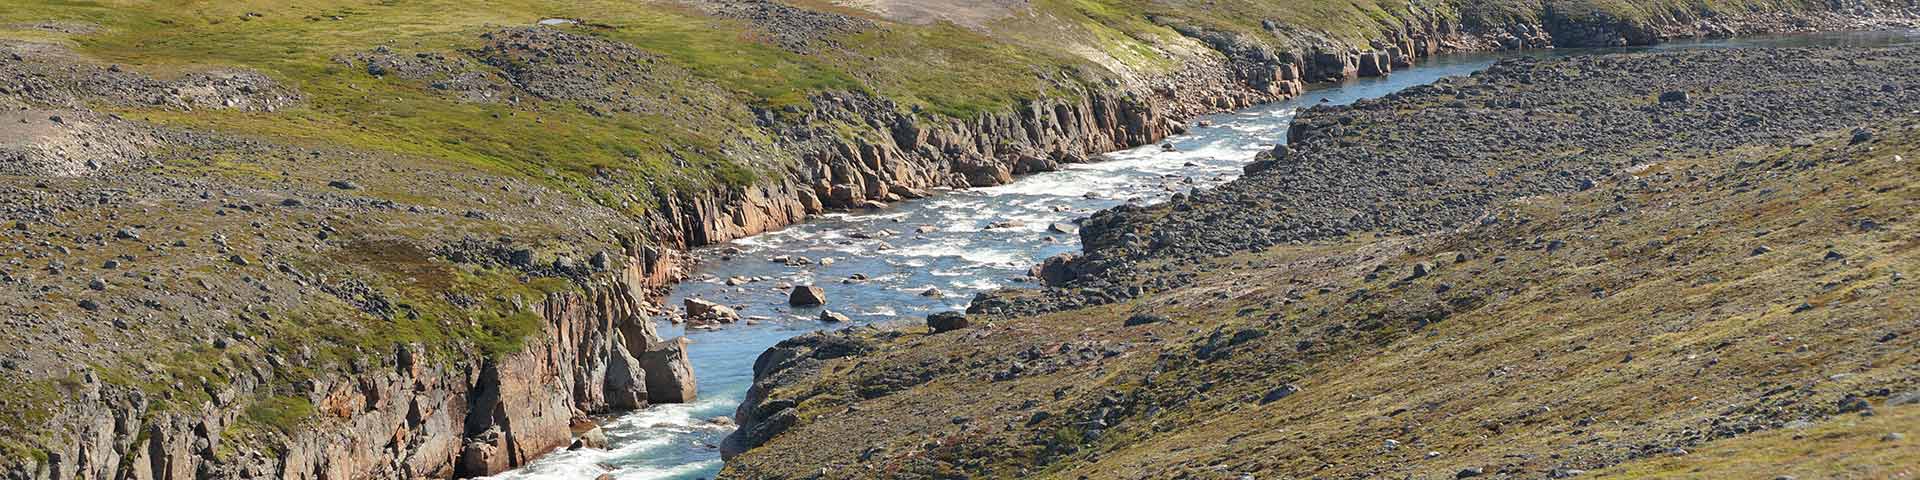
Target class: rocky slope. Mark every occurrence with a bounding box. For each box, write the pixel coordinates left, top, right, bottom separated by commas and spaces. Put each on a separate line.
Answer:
719, 44, 1920, 478
1, 1, 1915, 479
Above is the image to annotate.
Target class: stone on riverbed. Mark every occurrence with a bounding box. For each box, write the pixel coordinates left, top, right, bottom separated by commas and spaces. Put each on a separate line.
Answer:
640, 337, 698, 403
789, 285, 826, 306
685, 298, 740, 324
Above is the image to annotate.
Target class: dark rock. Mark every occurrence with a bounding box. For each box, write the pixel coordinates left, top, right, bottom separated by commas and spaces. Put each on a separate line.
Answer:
639, 337, 698, 403
1837, 395, 1872, 414
509, 248, 535, 268
788, 285, 826, 306
685, 298, 740, 324
1124, 313, 1168, 327
1259, 384, 1299, 404
927, 311, 969, 333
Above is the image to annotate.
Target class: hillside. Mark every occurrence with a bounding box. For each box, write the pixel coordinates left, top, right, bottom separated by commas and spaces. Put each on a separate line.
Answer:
1, 0, 1915, 479
719, 45, 1920, 478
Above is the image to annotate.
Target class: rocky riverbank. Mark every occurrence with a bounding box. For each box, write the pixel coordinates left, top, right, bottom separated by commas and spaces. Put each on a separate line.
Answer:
718, 43, 1920, 478
2, 1, 1916, 479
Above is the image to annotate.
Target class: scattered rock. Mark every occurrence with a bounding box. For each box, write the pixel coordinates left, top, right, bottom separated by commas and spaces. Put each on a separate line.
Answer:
788, 285, 826, 306
818, 310, 849, 323
1124, 313, 1167, 327
1259, 384, 1299, 404
1851, 128, 1874, 144
927, 311, 969, 333
685, 298, 740, 324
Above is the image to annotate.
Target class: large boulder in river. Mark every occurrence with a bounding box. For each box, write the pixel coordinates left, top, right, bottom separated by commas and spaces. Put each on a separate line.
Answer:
788, 285, 826, 306
685, 298, 740, 324
927, 311, 969, 333
640, 337, 698, 403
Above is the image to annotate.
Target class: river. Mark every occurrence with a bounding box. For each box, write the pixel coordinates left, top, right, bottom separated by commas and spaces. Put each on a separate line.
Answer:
484, 29, 1919, 480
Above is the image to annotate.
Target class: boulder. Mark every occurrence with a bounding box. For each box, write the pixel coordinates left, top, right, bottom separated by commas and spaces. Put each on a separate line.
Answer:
684, 298, 740, 324
640, 337, 698, 403
1124, 313, 1168, 327
1030, 253, 1081, 285
788, 285, 826, 306
818, 310, 849, 323
927, 311, 969, 333
1047, 222, 1078, 235
1259, 384, 1300, 404
578, 425, 609, 450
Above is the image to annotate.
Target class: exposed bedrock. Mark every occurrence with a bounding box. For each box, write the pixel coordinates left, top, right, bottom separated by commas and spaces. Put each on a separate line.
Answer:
14, 251, 694, 480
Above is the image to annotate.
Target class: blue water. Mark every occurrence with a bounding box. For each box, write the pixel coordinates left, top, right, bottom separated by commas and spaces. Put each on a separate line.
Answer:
485, 29, 1920, 480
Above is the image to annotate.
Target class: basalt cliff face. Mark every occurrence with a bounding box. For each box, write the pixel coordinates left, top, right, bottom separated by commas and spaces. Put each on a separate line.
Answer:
14, 250, 690, 480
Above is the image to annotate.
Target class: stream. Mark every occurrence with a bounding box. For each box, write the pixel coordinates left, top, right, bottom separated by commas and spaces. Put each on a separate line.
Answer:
484, 29, 1920, 480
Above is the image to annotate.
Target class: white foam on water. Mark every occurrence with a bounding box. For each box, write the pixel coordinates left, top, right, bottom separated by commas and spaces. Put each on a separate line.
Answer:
604, 460, 725, 479
929, 268, 969, 277
889, 257, 930, 268
891, 240, 1023, 267
949, 277, 1002, 291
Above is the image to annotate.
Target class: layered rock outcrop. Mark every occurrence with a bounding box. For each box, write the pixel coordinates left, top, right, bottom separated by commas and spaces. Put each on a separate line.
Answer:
9, 250, 693, 480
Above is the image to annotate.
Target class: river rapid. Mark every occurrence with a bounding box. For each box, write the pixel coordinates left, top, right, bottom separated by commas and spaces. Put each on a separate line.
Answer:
485, 30, 1920, 480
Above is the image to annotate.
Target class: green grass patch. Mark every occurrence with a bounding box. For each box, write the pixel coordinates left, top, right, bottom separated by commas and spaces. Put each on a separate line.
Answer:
241, 395, 315, 435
